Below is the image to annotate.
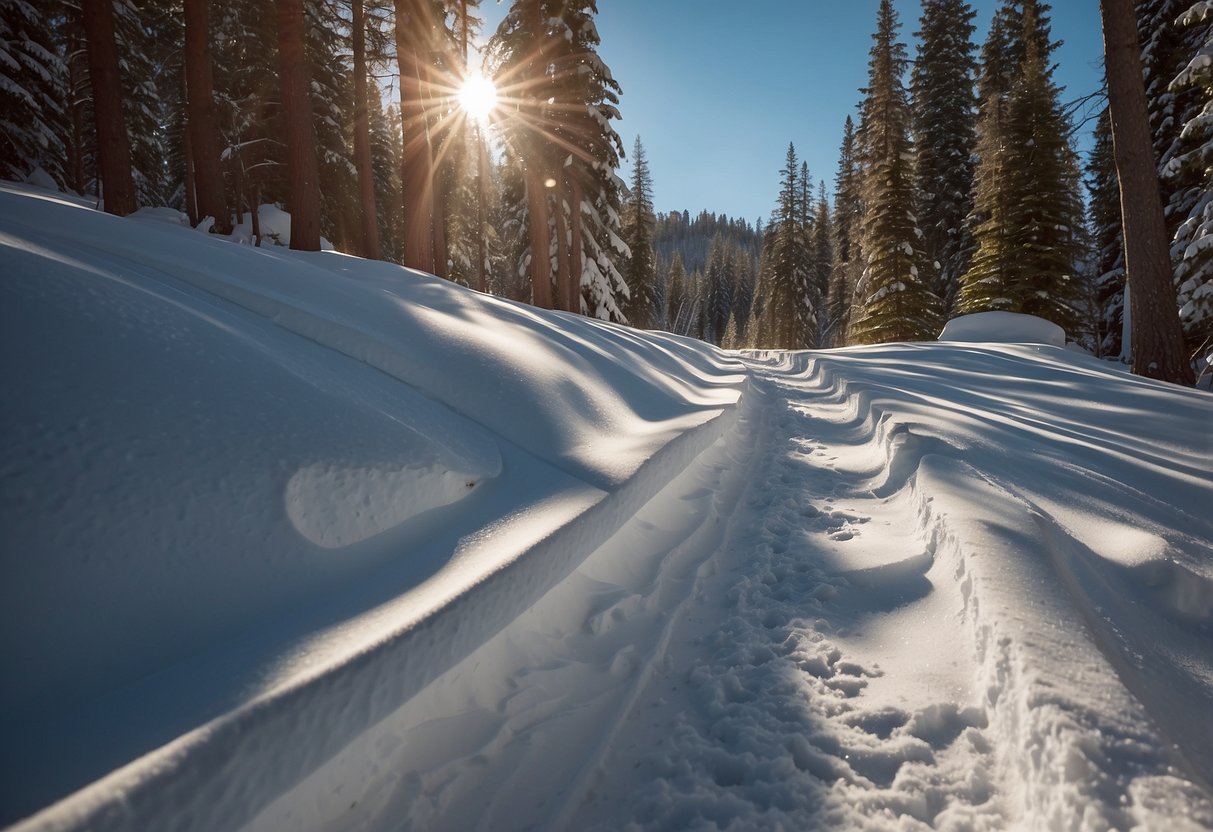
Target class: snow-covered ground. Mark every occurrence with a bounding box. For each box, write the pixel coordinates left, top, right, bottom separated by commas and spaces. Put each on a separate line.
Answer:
2, 182, 1212, 831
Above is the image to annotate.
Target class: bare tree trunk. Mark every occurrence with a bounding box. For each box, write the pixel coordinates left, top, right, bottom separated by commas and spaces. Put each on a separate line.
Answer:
184, 0, 231, 233
276, 0, 322, 250
81, 0, 136, 216
554, 181, 572, 311
1101, 0, 1194, 385
395, 0, 435, 272
570, 178, 584, 314
352, 0, 381, 259
527, 167, 552, 308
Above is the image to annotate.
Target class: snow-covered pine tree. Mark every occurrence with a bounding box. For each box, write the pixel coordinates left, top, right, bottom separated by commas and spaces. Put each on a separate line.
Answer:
911, 0, 977, 316
829, 116, 860, 345
622, 135, 659, 329
549, 0, 629, 321
812, 181, 835, 344
850, 0, 940, 345
1086, 107, 1126, 357
1165, 1, 1213, 362
1, 0, 68, 185
756, 144, 814, 348
795, 160, 820, 347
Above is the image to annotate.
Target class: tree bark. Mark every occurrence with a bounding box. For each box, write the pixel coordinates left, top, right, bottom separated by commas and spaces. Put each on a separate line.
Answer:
395, 0, 435, 272
569, 178, 584, 314
276, 0, 322, 251
1101, 0, 1194, 384
526, 167, 552, 308
352, 0, 381, 259
184, 0, 231, 233
80, 0, 136, 216
554, 181, 573, 311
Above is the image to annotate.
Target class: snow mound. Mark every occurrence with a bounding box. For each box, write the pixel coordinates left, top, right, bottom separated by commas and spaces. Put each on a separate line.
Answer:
0, 182, 746, 827
938, 310, 1066, 347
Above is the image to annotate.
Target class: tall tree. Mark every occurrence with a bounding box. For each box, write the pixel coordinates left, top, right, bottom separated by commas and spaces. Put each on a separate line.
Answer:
829, 116, 860, 345
1104, 0, 1195, 384
1166, 1, 1213, 369
351, 0, 381, 258
851, 0, 941, 345
958, 0, 1084, 335
759, 143, 814, 348
276, 0, 321, 250
912, 0, 977, 315
80, 0, 136, 215
183, 0, 231, 233
395, 0, 437, 271
623, 135, 658, 329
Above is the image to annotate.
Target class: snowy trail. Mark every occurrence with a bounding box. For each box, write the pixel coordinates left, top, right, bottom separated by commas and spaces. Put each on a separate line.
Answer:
289, 349, 1213, 831
566, 352, 1213, 830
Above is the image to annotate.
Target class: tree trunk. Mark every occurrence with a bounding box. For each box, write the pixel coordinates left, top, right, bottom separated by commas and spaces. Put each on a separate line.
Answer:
276, 0, 322, 251
184, 0, 231, 233
352, 0, 381, 259
1101, 0, 1194, 385
554, 181, 572, 311
569, 178, 584, 314
477, 125, 488, 293
526, 166, 552, 308
395, 0, 435, 272
80, 0, 136, 216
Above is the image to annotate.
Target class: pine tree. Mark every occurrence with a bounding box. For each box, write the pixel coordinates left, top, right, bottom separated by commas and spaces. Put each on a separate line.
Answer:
756, 144, 814, 348
704, 233, 735, 345
812, 182, 835, 344
1165, 1, 1213, 365
1, 0, 68, 185
622, 135, 658, 329
830, 116, 861, 345
959, 0, 1084, 335
665, 251, 692, 335
731, 244, 756, 344
1087, 107, 1127, 357
490, 0, 628, 320
851, 0, 941, 345
912, 0, 977, 315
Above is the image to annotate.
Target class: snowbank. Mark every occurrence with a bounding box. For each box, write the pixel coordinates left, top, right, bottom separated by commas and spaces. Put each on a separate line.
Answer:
938, 310, 1066, 347
0, 182, 745, 827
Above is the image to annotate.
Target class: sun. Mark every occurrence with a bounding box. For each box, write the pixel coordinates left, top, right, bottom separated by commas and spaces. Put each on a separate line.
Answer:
458, 73, 498, 124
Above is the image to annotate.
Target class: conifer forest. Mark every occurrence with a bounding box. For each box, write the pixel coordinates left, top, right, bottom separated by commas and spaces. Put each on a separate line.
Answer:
3, 0, 1212, 382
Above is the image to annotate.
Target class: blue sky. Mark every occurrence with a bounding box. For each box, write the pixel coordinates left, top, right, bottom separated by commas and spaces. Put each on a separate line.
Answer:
478, 1, 1104, 224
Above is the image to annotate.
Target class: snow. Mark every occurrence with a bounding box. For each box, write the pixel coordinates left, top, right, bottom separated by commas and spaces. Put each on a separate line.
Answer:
3, 183, 1212, 831
939, 310, 1066, 347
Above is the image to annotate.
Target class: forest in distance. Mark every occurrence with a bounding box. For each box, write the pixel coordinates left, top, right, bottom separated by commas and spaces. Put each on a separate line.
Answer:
2, 0, 1211, 385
